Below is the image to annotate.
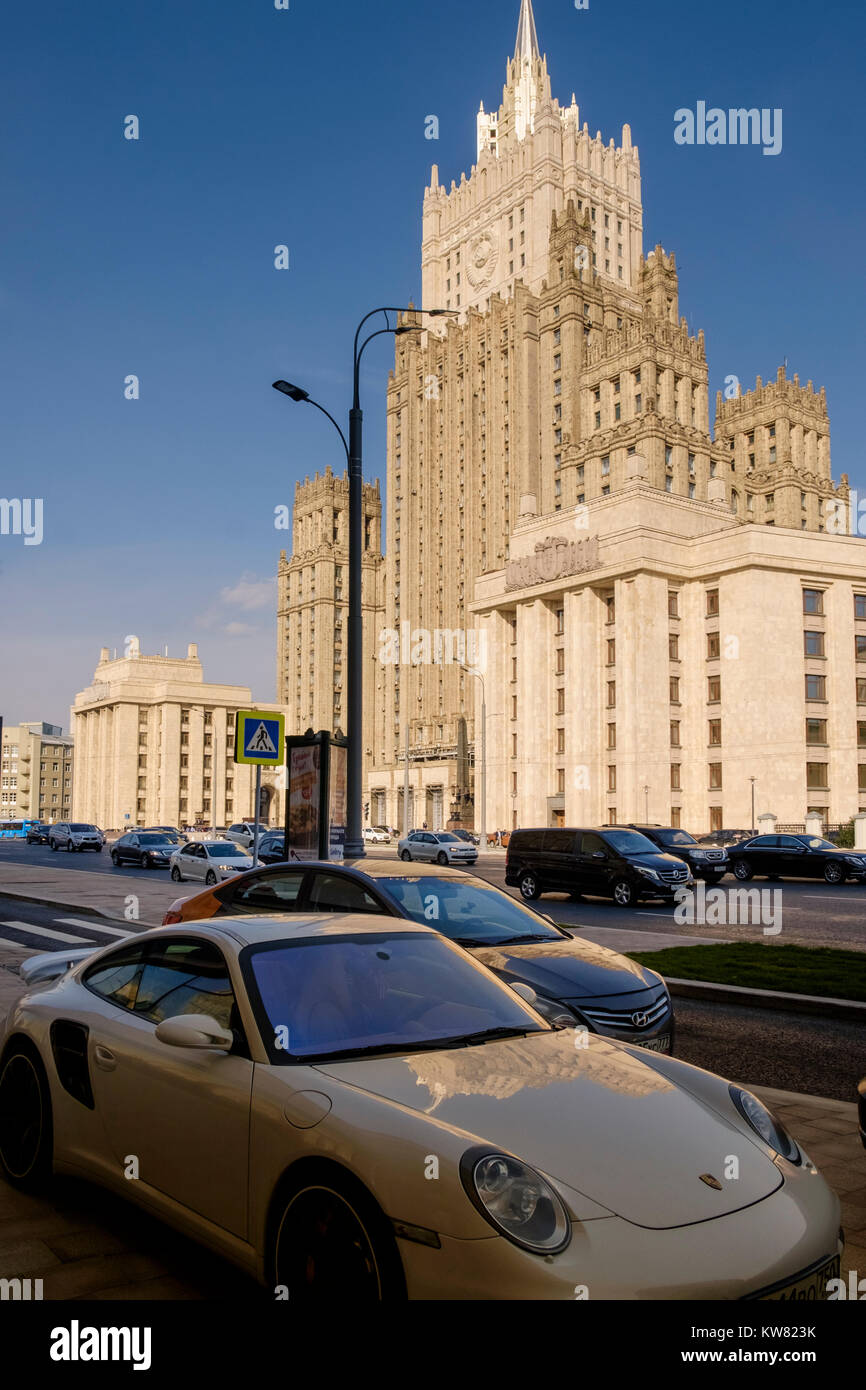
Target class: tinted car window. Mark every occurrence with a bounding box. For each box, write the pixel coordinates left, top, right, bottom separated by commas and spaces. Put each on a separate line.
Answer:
543, 830, 577, 853
581, 833, 609, 856
133, 940, 235, 1031
512, 830, 544, 852
307, 872, 382, 913
229, 872, 304, 912
749, 836, 778, 848
654, 829, 697, 846
779, 836, 805, 849
383, 875, 563, 944
601, 830, 658, 854
84, 944, 149, 1010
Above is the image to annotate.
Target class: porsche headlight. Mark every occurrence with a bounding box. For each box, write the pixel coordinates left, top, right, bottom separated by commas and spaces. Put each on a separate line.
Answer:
730, 1085, 801, 1164
461, 1149, 571, 1254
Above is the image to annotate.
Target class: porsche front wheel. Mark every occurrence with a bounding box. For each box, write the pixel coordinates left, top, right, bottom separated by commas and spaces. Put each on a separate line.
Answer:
0, 1044, 54, 1190
271, 1170, 405, 1302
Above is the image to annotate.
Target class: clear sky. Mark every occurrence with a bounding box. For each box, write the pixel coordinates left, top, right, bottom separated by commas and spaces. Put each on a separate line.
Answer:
2, 0, 863, 728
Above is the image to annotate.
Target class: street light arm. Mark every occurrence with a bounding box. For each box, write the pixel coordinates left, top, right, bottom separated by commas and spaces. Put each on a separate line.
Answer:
305, 397, 350, 465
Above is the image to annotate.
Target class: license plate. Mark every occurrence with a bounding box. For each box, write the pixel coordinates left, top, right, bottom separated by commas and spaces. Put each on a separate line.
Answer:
636, 1034, 671, 1053
761, 1254, 840, 1301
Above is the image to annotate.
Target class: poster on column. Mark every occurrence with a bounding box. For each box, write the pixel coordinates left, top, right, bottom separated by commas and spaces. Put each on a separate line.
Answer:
328, 742, 347, 861
288, 745, 320, 860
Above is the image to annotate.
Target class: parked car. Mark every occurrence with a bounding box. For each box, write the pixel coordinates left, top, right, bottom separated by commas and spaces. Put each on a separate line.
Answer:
695, 829, 753, 848
451, 828, 480, 846
363, 827, 390, 844
254, 832, 287, 865
506, 827, 693, 906
169, 841, 254, 884
111, 832, 181, 870
398, 831, 478, 866
25, 824, 51, 845
372, 826, 392, 841
225, 822, 269, 849
624, 825, 728, 883
48, 822, 104, 853
0, 915, 842, 1301
727, 833, 866, 884
144, 826, 181, 841
162, 860, 675, 1050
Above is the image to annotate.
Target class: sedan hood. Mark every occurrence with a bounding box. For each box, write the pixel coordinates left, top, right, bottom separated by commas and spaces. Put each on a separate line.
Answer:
468, 937, 656, 1000
316, 1031, 782, 1229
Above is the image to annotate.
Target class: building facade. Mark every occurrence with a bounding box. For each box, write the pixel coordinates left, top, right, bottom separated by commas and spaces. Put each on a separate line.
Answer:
1, 722, 74, 823
278, 0, 861, 834
72, 642, 285, 830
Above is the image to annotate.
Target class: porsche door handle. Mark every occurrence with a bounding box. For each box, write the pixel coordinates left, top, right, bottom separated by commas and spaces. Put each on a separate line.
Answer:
93, 1045, 117, 1072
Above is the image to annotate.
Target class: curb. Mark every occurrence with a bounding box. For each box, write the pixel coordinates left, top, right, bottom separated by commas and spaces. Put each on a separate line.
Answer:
667, 975, 866, 1021
0, 888, 164, 928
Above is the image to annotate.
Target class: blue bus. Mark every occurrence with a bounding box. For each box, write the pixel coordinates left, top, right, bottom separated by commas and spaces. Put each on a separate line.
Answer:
0, 819, 38, 839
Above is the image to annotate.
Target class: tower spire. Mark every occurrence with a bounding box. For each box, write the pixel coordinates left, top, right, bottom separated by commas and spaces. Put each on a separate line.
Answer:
514, 0, 540, 61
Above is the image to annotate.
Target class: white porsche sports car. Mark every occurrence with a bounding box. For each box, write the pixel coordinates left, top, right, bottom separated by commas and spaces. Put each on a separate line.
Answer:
0, 914, 842, 1300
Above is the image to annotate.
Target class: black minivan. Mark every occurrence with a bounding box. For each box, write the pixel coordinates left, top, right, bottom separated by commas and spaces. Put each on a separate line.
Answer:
505, 826, 694, 906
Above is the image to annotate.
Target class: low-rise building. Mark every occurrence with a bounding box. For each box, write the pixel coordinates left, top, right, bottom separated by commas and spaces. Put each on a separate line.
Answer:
1, 722, 74, 823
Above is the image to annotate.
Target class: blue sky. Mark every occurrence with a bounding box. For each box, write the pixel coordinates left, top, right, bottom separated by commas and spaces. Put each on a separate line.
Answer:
1, 0, 863, 727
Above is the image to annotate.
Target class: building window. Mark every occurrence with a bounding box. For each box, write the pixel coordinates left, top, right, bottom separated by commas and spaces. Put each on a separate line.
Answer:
556, 728, 565, 754
804, 631, 825, 658
555, 607, 564, 635
670, 720, 680, 747
806, 718, 827, 745
857, 679, 866, 703
668, 592, 679, 618
556, 688, 565, 714
855, 594, 866, 620
607, 765, 617, 792
707, 632, 721, 660
606, 638, 615, 665
709, 763, 723, 790
708, 718, 722, 746
806, 674, 827, 700
607, 681, 616, 708
806, 763, 828, 790
802, 589, 824, 616
670, 676, 680, 703
555, 649, 565, 675
669, 634, 679, 661
858, 635, 866, 660
556, 769, 566, 795
605, 594, 615, 623
706, 588, 719, 616
858, 722, 866, 748
601, 455, 610, 475
670, 807, 681, 828
670, 764, 681, 791
607, 723, 616, 749
707, 675, 721, 702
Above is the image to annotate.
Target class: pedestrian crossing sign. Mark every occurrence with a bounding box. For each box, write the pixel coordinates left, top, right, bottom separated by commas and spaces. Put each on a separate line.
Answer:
234, 710, 285, 765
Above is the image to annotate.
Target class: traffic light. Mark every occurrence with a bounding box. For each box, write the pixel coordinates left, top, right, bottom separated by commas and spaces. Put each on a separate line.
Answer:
364, 802, 370, 819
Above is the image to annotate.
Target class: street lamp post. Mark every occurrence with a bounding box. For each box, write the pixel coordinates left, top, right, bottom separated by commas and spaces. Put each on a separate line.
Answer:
750, 776, 756, 832
644, 785, 649, 821
274, 305, 453, 860
460, 663, 486, 848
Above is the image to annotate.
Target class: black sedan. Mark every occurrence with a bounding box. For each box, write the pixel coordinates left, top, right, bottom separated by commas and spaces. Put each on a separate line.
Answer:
625, 824, 728, 883
25, 824, 51, 845
111, 831, 179, 870
728, 833, 866, 884
164, 859, 675, 1052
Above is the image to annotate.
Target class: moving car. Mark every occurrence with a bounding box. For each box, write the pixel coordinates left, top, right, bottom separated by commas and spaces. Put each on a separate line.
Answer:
225, 822, 269, 849
161, 860, 674, 1051
0, 916, 841, 1301
255, 832, 288, 865
25, 824, 51, 845
144, 826, 181, 841
727, 833, 866, 884
398, 831, 478, 866
169, 841, 254, 884
111, 831, 182, 870
451, 829, 480, 846
506, 827, 692, 906
48, 822, 104, 853
695, 829, 752, 848
624, 825, 728, 883
363, 827, 390, 844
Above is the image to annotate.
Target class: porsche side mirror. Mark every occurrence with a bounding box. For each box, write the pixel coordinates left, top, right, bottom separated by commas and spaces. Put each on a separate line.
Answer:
511, 982, 538, 1005
155, 1013, 234, 1050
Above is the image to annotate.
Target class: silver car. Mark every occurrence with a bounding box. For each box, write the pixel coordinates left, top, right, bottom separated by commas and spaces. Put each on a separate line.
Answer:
397, 830, 478, 866
48, 822, 104, 853
170, 840, 254, 885
225, 822, 269, 849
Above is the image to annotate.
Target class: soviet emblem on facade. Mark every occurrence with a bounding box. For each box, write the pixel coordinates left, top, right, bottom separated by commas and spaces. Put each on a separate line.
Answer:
466, 230, 498, 288
505, 534, 600, 591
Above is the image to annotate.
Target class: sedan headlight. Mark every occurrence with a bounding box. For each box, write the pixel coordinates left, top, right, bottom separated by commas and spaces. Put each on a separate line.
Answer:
461, 1149, 571, 1254
729, 1085, 801, 1164
528, 994, 581, 1029
638, 867, 660, 881
845, 855, 865, 865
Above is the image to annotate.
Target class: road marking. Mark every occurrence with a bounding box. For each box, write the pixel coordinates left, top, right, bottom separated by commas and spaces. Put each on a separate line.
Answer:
0, 920, 95, 944
55, 918, 131, 938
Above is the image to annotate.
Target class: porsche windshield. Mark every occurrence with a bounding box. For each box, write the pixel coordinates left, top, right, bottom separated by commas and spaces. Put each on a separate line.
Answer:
245, 932, 546, 1061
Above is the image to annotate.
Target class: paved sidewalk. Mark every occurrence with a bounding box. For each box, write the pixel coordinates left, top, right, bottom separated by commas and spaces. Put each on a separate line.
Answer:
0, 952, 863, 1297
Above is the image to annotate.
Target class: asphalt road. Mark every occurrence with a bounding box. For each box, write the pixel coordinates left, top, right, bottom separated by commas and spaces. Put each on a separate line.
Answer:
2, 840, 865, 950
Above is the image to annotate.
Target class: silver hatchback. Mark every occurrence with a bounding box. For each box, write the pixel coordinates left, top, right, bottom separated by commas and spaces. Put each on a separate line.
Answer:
397, 831, 478, 866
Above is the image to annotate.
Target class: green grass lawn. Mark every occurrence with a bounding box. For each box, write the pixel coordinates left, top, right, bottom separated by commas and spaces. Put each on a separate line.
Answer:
626, 941, 866, 1002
